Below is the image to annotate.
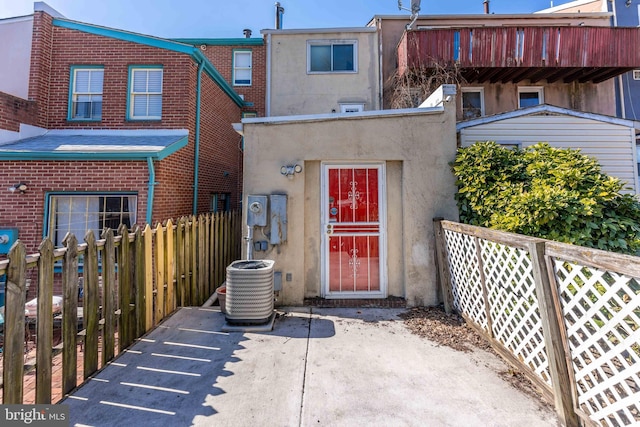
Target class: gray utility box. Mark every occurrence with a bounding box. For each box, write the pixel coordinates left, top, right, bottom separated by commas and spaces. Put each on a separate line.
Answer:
269, 194, 287, 245
247, 195, 268, 227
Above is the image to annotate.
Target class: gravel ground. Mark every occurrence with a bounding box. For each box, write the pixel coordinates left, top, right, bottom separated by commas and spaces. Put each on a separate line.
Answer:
399, 306, 553, 410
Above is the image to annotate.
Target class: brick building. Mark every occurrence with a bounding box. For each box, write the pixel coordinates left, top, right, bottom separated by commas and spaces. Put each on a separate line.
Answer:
0, 3, 246, 260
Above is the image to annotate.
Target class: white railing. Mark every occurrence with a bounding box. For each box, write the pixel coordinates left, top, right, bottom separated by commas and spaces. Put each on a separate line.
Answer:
434, 219, 640, 427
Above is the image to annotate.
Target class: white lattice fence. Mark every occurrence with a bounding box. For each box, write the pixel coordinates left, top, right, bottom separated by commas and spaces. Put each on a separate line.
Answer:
480, 240, 552, 386
442, 225, 552, 390
437, 220, 640, 427
552, 259, 640, 426
443, 229, 487, 331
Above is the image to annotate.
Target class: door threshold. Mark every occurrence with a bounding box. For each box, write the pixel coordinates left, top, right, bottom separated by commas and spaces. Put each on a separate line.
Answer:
303, 296, 406, 308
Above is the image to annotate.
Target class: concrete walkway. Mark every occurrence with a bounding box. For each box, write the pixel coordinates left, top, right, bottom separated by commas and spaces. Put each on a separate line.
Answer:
62, 307, 559, 426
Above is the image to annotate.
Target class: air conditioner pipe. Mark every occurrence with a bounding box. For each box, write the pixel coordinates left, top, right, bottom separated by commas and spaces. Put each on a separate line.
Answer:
245, 225, 254, 260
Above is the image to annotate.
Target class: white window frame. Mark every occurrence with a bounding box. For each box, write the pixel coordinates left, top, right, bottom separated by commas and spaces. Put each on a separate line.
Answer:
517, 86, 544, 108
69, 67, 104, 121
47, 194, 137, 247
461, 87, 485, 119
633, 70, 640, 80
339, 103, 364, 113
233, 50, 252, 86
129, 67, 163, 120
307, 40, 358, 74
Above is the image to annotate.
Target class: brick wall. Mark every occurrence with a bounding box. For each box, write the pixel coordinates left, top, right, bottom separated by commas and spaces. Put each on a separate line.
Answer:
28, 11, 53, 128
20, 12, 244, 225
0, 91, 37, 132
0, 160, 149, 255
202, 44, 266, 117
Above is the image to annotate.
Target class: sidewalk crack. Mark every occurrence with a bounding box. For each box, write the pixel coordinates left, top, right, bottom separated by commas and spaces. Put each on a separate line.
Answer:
298, 307, 312, 427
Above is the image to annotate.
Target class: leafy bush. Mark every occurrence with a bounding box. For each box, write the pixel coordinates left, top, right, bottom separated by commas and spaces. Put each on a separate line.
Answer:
453, 142, 640, 254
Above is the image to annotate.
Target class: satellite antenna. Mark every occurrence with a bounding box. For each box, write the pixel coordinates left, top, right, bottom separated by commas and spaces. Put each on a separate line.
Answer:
397, 0, 421, 30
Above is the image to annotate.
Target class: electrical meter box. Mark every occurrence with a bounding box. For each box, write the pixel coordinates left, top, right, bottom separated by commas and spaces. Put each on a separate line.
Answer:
247, 195, 268, 226
0, 228, 18, 255
269, 194, 287, 244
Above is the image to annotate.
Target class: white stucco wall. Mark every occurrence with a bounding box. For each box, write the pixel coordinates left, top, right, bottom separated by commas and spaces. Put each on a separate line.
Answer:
241, 88, 459, 307
0, 16, 33, 99
263, 28, 381, 117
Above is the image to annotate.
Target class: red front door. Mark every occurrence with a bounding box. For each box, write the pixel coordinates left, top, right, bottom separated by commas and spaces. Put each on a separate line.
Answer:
322, 164, 386, 297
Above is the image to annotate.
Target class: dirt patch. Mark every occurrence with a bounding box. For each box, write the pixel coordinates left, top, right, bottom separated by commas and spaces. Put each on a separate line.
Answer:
399, 306, 492, 353
400, 306, 552, 411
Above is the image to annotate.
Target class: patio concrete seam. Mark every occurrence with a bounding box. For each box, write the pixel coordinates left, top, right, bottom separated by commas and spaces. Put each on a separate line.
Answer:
297, 308, 313, 427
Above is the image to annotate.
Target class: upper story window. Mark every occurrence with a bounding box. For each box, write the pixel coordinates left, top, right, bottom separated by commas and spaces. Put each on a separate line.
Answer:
518, 86, 544, 108
47, 193, 137, 247
461, 88, 485, 119
307, 40, 357, 73
128, 66, 163, 120
233, 50, 252, 86
69, 66, 103, 121
633, 70, 640, 80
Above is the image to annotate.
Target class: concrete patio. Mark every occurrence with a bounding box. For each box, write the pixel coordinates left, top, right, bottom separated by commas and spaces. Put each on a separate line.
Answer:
62, 307, 559, 426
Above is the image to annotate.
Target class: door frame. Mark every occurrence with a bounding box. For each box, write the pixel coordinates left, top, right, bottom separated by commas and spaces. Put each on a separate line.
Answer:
320, 161, 388, 299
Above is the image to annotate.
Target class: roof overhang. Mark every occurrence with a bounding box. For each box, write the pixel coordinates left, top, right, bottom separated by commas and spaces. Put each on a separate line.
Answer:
456, 104, 639, 131
0, 129, 189, 161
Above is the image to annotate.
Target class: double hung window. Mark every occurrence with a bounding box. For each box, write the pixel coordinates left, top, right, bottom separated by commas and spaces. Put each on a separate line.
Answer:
129, 67, 163, 120
69, 67, 103, 120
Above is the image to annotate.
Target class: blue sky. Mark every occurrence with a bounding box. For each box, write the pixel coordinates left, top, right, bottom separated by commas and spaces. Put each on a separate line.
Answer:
0, 0, 578, 38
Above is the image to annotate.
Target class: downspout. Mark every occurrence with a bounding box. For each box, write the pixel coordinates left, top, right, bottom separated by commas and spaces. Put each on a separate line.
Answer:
146, 157, 156, 224
266, 33, 272, 117
193, 59, 205, 214
611, 1, 627, 118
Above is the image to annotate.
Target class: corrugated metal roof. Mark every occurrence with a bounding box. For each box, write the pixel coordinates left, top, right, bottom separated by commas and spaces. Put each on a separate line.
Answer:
0, 130, 189, 160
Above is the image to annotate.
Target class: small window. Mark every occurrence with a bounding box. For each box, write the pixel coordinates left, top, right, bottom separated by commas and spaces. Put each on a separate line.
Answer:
69, 67, 103, 120
461, 88, 484, 119
308, 41, 357, 73
211, 193, 231, 213
242, 111, 258, 118
339, 103, 364, 113
47, 194, 137, 247
233, 50, 252, 86
128, 67, 163, 120
518, 86, 544, 108
633, 70, 640, 80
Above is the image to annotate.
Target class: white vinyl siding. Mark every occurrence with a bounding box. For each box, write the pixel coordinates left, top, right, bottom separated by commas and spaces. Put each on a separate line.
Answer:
129, 68, 163, 120
459, 115, 638, 194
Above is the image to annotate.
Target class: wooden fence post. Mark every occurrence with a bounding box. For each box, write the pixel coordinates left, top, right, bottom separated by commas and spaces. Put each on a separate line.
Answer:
433, 219, 454, 314
165, 219, 175, 312
4, 240, 27, 403
101, 229, 116, 365
36, 238, 54, 403
155, 222, 165, 323
142, 224, 153, 331
189, 216, 198, 305
176, 217, 185, 307
83, 231, 99, 380
62, 233, 79, 395
529, 241, 579, 427
117, 224, 132, 350
198, 214, 206, 303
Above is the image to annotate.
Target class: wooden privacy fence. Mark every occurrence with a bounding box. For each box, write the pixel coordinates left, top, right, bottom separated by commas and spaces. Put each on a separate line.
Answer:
0, 211, 241, 405
434, 219, 640, 427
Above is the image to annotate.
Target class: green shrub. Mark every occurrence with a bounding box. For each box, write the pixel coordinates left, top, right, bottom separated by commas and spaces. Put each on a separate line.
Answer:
453, 142, 640, 254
